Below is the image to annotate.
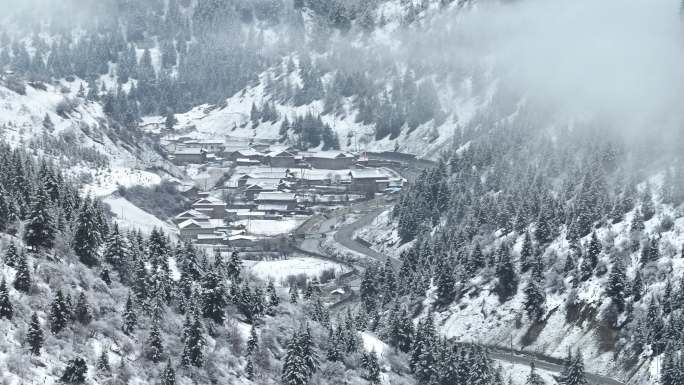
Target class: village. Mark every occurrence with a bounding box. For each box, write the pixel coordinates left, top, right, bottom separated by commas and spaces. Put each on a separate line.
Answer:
162, 136, 406, 251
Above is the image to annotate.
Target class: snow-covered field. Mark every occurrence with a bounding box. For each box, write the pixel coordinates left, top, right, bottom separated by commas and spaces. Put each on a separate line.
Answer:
244, 256, 349, 285
84, 167, 162, 197
104, 196, 177, 238
236, 218, 306, 236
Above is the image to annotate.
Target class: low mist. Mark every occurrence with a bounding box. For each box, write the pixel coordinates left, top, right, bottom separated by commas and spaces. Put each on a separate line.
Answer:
422, 0, 684, 142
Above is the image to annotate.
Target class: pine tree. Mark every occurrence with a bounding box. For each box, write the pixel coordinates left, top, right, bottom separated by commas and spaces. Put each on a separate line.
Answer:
560, 351, 588, 385
520, 232, 534, 273
641, 186, 655, 221
587, 232, 601, 269
436, 259, 456, 305
100, 267, 112, 285
26, 312, 44, 355
525, 362, 545, 385
266, 279, 279, 314
103, 223, 130, 280
247, 325, 259, 356
290, 284, 298, 303
663, 278, 673, 315
73, 197, 103, 267
0, 278, 12, 319
23, 185, 56, 250
74, 292, 93, 325
226, 251, 242, 281
50, 289, 70, 333
13, 251, 31, 293
60, 356, 88, 384
282, 327, 319, 385
362, 350, 381, 385
246, 356, 255, 380
4, 242, 19, 267
494, 245, 519, 302
201, 270, 227, 323
122, 294, 137, 335
96, 349, 110, 373
145, 320, 165, 362
631, 271, 643, 302
524, 278, 546, 322
159, 359, 176, 385
132, 257, 149, 306
181, 313, 206, 367
606, 259, 626, 313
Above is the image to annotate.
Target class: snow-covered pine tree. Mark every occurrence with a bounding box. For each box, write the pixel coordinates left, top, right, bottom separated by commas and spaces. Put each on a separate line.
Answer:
26, 312, 44, 355
663, 278, 673, 315
362, 350, 381, 385
0, 278, 12, 319
266, 279, 279, 313
50, 289, 70, 333
13, 251, 31, 293
147, 227, 169, 269
122, 294, 138, 335
525, 362, 545, 385
145, 319, 165, 362
103, 223, 130, 281
606, 258, 626, 313
632, 271, 644, 302
494, 244, 518, 302
201, 270, 227, 324
74, 292, 92, 325
60, 356, 88, 384
560, 351, 588, 385
132, 258, 149, 306
436, 257, 456, 305
0, 185, 15, 232
524, 275, 546, 322
159, 359, 176, 385
520, 232, 534, 273
247, 325, 259, 356
282, 328, 314, 385
3, 242, 19, 267
73, 197, 103, 267
96, 349, 110, 373
289, 284, 298, 303
641, 186, 655, 221
23, 185, 57, 250
100, 267, 112, 285
587, 231, 601, 269
226, 250, 242, 281
181, 313, 206, 367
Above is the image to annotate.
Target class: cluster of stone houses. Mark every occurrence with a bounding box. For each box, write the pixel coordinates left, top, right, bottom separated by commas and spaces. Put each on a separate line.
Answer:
174, 196, 258, 247
164, 136, 359, 170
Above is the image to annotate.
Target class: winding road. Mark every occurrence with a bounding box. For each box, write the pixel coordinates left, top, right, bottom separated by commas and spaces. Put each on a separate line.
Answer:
291, 158, 628, 385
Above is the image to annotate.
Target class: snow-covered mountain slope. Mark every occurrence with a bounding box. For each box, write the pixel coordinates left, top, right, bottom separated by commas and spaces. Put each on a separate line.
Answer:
143, 0, 493, 159
355, 176, 682, 384
0, 76, 183, 234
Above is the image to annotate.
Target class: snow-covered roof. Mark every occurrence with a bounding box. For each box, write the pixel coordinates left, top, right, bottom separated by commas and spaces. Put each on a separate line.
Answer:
265, 149, 295, 158
255, 192, 296, 201
236, 158, 261, 164
257, 204, 290, 212
303, 151, 354, 159
197, 233, 226, 240
232, 148, 262, 156
229, 235, 258, 241
175, 209, 210, 220
245, 179, 280, 191
178, 219, 215, 230
349, 169, 390, 180
193, 196, 226, 206
174, 148, 207, 155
